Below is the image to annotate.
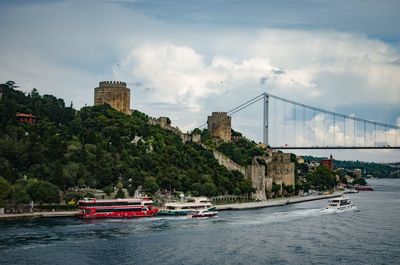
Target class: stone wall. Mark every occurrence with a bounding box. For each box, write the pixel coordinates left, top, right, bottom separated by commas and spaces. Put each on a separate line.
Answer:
246, 163, 267, 200
268, 152, 295, 187
149, 116, 201, 144
207, 112, 232, 142
212, 150, 246, 175
94, 81, 131, 115
245, 152, 295, 200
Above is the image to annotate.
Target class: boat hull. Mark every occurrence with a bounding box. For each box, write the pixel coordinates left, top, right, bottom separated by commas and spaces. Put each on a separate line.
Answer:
157, 210, 190, 216
191, 211, 218, 218
78, 209, 158, 219
355, 186, 374, 191
326, 204, 357, 212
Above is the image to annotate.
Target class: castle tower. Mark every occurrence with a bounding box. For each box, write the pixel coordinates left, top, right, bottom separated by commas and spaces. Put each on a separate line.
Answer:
94, 81, 131, 114
207, 112, 232, 142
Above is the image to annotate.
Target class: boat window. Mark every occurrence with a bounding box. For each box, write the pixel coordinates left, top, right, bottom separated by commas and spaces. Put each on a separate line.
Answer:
95, 208, 142, 212
80, 201, 143, 207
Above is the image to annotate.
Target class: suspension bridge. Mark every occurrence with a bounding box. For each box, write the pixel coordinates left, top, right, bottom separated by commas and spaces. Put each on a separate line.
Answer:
200, 92, 400, 150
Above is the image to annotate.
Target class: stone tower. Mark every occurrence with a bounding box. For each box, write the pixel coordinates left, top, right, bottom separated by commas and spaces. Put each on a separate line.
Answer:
94, 81, 131, 114
207, 112, 232, 142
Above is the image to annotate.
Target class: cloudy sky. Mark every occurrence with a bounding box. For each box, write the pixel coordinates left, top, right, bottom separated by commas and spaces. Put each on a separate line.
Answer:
0, 0, 399, 162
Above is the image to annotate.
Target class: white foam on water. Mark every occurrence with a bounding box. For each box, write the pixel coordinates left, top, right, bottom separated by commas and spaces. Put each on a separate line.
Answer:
227, 207, 357, 226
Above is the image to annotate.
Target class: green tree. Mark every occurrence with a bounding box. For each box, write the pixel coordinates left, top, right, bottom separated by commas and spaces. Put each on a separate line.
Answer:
64, 191, 82, 204
238, 179, 254, 196
143, 176, 159, 195
306, 166, 336, 191
272, 182, 281, 198
115, 181, 125, 198
103, 185, 114, 196
27, 180, 60, 204
10, 181, 31, 206
0, 177, 11, 206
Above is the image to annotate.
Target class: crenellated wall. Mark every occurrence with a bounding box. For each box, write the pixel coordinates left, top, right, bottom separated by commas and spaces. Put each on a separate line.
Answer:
207, 112, 232, 142
94, 81, 131, 114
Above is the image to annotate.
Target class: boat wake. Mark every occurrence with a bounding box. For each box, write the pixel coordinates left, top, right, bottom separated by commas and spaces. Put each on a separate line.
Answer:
227, 206, 358, 226
321, 206, 359, 214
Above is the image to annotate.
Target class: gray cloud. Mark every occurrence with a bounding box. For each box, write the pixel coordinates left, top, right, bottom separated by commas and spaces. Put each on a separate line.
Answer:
0, 0, 399, 162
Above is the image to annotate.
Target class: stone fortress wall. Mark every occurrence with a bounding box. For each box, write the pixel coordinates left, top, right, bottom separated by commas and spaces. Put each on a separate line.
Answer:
246, 151, 295, 200
148, 116, 201, 144
207, 112, 232, 142
213, 150, 246, 175
94, 81, 131, 115
267, 152, 295, 188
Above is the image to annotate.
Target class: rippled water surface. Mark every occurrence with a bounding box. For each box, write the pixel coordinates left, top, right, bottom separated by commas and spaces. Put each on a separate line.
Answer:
1, 179, 400, 265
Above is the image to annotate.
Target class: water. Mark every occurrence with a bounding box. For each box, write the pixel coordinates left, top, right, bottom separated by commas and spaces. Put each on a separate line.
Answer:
1, 179, 400, 265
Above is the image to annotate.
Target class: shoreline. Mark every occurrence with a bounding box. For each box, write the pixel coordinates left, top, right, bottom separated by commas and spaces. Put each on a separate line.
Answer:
0, 211, 79, 220
215, 192, 344, 211
0, 192, 343, 220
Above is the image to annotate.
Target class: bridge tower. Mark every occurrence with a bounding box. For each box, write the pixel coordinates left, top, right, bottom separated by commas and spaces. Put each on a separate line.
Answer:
263, 93, 269, 146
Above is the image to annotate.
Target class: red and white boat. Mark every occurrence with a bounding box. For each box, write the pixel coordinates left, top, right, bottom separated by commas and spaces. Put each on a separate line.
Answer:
78, 198, 158, 219
354, 185, 374, 191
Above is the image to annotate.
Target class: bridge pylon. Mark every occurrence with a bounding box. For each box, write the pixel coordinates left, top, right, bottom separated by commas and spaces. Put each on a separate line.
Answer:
263, 93, 269, 146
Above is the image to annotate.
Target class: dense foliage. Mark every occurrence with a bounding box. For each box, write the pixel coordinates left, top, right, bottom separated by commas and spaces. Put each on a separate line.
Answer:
305, 166, 337, 191
0, 82, 252, 205
217, 138, 266, 166
302, 155, 399, 178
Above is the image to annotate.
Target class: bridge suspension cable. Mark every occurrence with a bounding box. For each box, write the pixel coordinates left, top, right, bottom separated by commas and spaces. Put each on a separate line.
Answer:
196, 91, 399, 149
266, 92, 400, 149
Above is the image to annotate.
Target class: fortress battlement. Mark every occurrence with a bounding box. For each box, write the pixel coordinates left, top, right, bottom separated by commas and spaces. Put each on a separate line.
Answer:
207, 112, 232, 142
99, 81, 127, 88
211, 111, 229, 116
94, 81, 131, 115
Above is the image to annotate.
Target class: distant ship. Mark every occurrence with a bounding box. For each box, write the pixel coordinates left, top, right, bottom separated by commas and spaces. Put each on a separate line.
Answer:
354, 185, 374, 191
77, 198, 158, 219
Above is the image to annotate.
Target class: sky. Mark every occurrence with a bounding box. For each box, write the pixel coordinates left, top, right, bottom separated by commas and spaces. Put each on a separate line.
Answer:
0, 0, 399, 162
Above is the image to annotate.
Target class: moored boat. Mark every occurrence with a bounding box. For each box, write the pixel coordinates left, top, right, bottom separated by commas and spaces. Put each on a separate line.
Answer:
158, 197, 215, 216
354, 185, 374, 191
78, 198, 158, 219
343, 188, 359, 194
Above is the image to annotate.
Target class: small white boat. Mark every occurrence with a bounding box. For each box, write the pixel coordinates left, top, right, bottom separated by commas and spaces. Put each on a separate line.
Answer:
326, 196, 358, 211
190, 209, 218, 218
343, 188, 359, 194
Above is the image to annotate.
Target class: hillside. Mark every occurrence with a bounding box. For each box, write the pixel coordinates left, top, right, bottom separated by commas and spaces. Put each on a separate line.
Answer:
0, 82, 253, 203
301, 155, 399, 178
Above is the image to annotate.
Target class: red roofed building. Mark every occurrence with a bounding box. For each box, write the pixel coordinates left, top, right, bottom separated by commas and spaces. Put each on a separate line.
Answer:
321, 154, 333, 171
16, 113, 38, 125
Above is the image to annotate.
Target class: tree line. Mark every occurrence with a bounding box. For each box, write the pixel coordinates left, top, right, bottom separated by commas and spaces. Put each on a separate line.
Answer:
0, 81, 253, 208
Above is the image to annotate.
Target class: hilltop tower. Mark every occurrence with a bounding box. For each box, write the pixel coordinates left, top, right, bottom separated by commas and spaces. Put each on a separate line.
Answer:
207, 112, 232, 142
94, 81, 131, 114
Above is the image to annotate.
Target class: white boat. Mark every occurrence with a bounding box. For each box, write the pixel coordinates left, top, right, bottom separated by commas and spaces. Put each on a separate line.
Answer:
158, 197, 215, 216
343, 188, 359, 194
190, 209, 218, 218
326, 196, 358, 211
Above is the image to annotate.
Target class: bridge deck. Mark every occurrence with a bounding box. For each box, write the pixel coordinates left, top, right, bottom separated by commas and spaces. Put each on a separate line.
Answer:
272, 146, 400, 150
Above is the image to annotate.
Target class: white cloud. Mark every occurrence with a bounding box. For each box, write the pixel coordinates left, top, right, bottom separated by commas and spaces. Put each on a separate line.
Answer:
0, 1, 399, 161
